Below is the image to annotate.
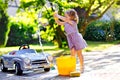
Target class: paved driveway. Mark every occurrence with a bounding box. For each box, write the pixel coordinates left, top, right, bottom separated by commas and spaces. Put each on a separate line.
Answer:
0, 44, 120, 80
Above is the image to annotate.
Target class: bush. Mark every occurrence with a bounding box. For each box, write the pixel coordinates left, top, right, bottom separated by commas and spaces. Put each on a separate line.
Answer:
114, 21, 120, 40
6, 21, 36, 46
84, 21, 110, 41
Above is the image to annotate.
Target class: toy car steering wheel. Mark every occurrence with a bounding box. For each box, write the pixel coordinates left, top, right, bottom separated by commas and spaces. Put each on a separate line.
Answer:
19, 44, 30, 50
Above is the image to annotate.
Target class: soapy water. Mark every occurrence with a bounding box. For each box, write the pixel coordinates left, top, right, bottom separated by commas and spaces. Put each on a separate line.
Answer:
50, 2, 59, 12
37, 11, 44, 52
37, 2, 59, 52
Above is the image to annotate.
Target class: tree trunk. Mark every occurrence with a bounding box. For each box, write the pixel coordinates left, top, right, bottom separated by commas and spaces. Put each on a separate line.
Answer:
55, 30, 62, 48
78, 22, 88, 36
55, 26, 67, 48
55, 27, 62, 48
0, 2, 10, 47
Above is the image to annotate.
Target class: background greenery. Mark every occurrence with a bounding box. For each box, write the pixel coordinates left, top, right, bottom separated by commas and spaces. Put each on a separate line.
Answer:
17, 0, 117, 48
6, 17, 37, 46
5, 19, 120, 47
0, 0, 10, 47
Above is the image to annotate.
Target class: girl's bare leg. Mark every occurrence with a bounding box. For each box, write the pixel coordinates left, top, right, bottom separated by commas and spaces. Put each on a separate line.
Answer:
77, 50, 84, 73
71, 48, 76, 56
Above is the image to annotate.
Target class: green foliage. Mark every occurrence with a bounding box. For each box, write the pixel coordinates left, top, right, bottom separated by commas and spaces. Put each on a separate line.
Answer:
20, 0, 46, 10
6, 17, 37, 46
40, 27, 55, 41
114, 21, 120, 40
19, 0, 116, 48
84, 20, 120, 41
84, 21, 110, 41
0, 0, 10, 47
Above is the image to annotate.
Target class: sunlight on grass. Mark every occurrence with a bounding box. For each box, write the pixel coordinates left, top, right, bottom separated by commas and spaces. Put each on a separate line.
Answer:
84, 41, 119, 52
84, 44, 113, 52
0, 46, 19, 55
0, 44, 61, 56
30, 45, 57, 50
0, 41, 119, 56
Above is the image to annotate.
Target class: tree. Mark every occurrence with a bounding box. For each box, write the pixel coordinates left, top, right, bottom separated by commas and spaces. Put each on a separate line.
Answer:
19, 0, 117, 48
0, 0, 10, 47
73, 0, 115, 36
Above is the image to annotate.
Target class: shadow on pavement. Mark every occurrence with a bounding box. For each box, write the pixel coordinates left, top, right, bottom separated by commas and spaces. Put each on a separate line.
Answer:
84, 49, 120, 73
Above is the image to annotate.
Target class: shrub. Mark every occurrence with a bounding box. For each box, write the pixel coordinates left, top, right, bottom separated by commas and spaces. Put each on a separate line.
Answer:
114, 21, 120, 40
6, 21, 36, 46
84, 21, 110, 41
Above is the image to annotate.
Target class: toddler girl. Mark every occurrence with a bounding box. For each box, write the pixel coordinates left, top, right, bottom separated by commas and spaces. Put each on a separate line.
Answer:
53, 9, 87, 73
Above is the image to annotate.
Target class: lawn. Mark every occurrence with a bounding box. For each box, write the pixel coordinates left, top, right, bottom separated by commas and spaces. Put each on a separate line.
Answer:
84, 41, 119, 52
0, 41, 119, 56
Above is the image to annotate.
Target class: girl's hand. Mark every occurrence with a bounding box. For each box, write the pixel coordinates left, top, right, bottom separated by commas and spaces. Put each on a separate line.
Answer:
53, 11, 58, 20
53, 11, 58, 17
53, 11, 58, 15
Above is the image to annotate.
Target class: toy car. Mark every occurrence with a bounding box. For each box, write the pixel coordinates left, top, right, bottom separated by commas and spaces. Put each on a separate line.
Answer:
0, 44, 50, 75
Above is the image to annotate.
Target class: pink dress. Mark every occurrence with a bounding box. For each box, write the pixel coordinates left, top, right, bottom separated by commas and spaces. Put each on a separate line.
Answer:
64, 21, 87, 50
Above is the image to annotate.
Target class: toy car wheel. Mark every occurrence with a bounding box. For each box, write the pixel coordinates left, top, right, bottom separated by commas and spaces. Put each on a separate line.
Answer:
1, 61, 8, 72
15, 63, 23, 75
44, 68, 50, 72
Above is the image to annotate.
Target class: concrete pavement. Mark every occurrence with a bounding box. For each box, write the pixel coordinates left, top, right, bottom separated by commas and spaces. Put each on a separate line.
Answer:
0, 44, 120, 80
79, 44, 120, 80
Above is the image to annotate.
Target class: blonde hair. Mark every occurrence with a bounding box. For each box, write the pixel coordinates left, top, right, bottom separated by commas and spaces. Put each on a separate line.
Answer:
65, 9, 79, 23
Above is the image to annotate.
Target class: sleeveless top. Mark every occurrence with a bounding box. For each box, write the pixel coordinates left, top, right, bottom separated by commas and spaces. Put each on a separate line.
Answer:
64, 21, 78, 35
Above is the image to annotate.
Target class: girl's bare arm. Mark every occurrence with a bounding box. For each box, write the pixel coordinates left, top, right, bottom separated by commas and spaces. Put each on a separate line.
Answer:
54, 12, 73, 25
57, 14, 74, 25
54, 12, 67, 22
57, 14, 66, 22
54, 18, 65, 25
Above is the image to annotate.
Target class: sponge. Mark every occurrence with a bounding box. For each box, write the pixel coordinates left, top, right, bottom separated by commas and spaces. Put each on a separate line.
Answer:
70, 71, 80, 77
50, 63, 55, 70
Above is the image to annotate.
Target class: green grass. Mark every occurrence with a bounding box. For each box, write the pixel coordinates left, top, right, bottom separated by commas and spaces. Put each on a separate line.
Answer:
0, 41, 119, 56
84, 41, 119, 52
